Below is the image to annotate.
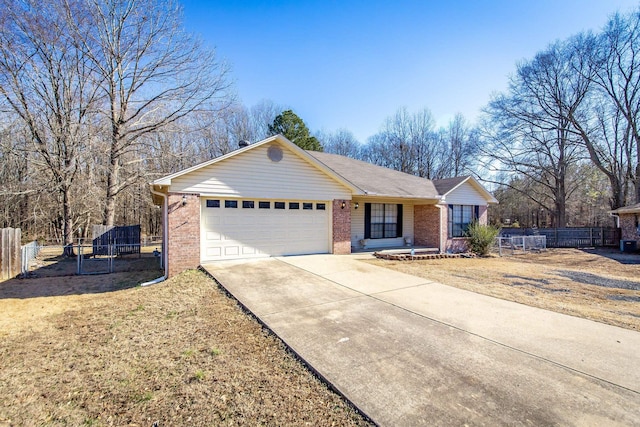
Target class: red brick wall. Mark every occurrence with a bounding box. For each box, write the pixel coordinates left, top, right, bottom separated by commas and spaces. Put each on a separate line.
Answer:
619, 214, 640, 243
332, 200, 351, 254
444, 205, 489, 253
167, 193, 201, 277
414, 204, 442, 250
478, 205, 488, 225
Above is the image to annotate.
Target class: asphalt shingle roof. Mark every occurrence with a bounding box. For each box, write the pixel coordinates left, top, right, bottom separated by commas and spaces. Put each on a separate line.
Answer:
432, 176, 468, 195
611, 203, 640, 214
307, 151, 440, 200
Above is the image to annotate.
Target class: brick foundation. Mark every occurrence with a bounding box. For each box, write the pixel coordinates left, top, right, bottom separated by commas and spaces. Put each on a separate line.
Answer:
167, 193, 201, 277
332, 200, 351, 254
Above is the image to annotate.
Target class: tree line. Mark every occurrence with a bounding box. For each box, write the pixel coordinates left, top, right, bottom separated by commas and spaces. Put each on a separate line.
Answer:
1, 0, 638, 245
482, 9, 640, 227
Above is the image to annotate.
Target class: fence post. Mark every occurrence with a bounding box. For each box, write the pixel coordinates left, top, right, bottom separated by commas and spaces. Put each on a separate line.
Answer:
1, 228, 21, 281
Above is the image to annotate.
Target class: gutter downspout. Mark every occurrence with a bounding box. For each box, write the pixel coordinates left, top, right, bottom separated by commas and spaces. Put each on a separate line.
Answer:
142, 186, 168, 286
435, 203, 446, 254
609, 212, 620, 228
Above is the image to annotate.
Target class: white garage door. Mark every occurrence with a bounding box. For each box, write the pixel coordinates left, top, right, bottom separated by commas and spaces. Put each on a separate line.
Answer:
201, 199, 331, 261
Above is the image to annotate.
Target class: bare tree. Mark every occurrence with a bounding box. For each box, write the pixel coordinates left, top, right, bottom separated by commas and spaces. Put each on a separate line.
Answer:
69, 0, 233, 225
444, 113, 480, 177
249, 99, 286, 142
363, 107, 440, 176
482, 38, 588, 226
571, 12, 640, 207
315, 129, 362, 158
0, 0, 101, 247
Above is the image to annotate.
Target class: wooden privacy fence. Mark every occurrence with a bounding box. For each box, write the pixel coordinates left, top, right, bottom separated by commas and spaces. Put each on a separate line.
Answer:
500, 227, 621, 248
0, 228, 21, 281
92, 225, 141, 256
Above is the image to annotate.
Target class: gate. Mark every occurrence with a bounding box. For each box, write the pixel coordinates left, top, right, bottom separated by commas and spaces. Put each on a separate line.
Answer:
77, 225, 141, 275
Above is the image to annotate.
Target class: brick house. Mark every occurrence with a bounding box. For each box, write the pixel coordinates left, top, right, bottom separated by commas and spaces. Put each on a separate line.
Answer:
150, 135, 498, 278
610, 203, 640, 248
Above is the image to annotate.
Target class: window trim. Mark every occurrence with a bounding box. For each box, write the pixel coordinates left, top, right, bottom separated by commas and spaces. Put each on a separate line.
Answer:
242, 200, 255, 209
364, 203, 403, 239
224, 200, 238, 209
448, 204, 479, 238
258, 201, 270, 209
206, 199, 220, 208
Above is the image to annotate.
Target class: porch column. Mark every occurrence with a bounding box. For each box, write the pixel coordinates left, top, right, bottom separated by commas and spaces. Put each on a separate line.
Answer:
414, 204, 442, 251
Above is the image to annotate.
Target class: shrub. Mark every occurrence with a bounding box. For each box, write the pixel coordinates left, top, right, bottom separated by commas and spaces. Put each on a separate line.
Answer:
466, 222, 500, 256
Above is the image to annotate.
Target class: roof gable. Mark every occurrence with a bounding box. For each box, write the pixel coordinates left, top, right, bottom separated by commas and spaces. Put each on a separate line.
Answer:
433, 176, 498, 204
153, 135, 360, 195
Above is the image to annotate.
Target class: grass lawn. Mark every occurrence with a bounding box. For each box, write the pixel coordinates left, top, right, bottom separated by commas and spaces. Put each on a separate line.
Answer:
367, 248, 640, 331
0, 266, 371, 426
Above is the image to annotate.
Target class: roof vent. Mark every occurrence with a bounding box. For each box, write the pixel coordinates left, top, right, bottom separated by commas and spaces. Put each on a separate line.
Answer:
238, 140, 250, 148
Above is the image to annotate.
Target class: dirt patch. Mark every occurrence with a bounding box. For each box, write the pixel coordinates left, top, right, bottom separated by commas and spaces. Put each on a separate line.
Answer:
0, 267, 371, 426
366, 248, 640, 331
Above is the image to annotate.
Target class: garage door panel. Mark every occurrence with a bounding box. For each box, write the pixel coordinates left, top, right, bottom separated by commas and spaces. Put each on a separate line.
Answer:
201, 199, 330, 261
206, 247, 221, 257
205, 231, 222, 241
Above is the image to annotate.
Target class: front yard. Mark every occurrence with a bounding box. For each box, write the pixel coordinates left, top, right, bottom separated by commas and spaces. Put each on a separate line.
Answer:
367, 248, 640, 331
0, 265, 371, 426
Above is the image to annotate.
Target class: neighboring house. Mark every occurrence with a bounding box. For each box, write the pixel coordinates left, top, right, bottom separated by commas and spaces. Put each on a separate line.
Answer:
151, 135, 498, 277
610, 203, 640, 246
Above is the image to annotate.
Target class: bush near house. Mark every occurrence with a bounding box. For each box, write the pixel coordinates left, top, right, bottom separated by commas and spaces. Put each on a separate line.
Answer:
466, 222, 501, 256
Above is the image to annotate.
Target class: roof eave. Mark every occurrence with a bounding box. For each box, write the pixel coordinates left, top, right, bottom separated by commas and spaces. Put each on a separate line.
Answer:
357, 193, 442, 202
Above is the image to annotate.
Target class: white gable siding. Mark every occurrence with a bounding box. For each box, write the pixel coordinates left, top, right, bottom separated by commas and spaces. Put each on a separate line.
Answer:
444, 182, 489, 206
169, 143, 351, 200
350, 199, 414, 249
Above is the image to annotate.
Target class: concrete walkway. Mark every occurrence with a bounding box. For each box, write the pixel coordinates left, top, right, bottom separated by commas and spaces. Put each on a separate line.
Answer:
203, 255, 640, 426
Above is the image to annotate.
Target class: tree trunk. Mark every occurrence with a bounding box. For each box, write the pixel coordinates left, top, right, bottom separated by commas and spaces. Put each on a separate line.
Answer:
636, 153, 640, 204
103, 153, 120, 226
62, 186, 75, 257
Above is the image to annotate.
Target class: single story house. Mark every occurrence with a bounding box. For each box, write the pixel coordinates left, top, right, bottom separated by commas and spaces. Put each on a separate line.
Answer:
150, 135, 498, 278
610, 203, 640, 246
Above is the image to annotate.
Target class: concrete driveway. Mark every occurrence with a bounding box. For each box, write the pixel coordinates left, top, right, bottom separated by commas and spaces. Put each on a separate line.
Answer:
203, 254, 640, 426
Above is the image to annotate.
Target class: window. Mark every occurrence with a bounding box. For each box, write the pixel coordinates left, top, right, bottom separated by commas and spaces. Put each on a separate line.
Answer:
316, 203, 326, 210
242, 201, 255, 209
289, 202, 300, 210
274, 202, 285, 209
225, 200, 238, 208
206, 200, 220, 208
259, 201, 270, 209
303, 203, 313, 210
365, 203, 403, 239
448, 205, 479, 237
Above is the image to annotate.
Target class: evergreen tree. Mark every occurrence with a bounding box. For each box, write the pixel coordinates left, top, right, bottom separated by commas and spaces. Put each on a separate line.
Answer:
269, 110, 323, 151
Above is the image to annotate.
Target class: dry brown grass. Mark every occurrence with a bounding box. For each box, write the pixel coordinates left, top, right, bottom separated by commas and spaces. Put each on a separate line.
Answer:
367, 248, 640, 331
0, 266, 371, 426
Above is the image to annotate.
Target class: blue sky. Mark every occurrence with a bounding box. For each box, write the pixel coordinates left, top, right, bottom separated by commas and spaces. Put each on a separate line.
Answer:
181, 0, 639, 142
